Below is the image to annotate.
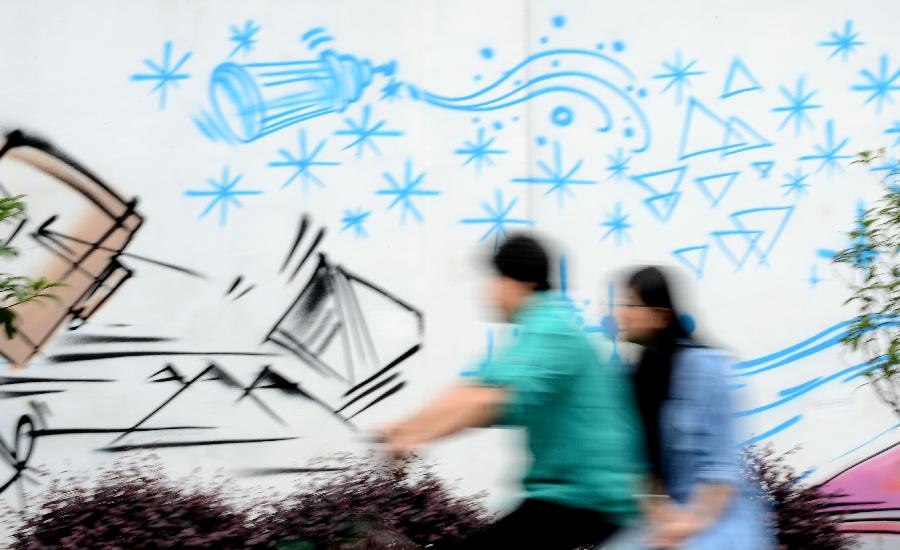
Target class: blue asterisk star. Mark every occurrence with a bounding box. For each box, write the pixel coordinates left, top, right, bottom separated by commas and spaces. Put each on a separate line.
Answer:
130, 41, 192, 110
455, 128, 508, 174
851, 54, 900, 113
600, 203, 632, 246
376, 158, 441, 224
335, 105, 404, 157
268, 129, 340, 192
653, 51, 705, 105
809, 265, 822, 288
341, 208, 372, 238
381, 78, 403, 102
772, 76, 822, 135
798, 120, 851, 175
228, 20, 261, 58
512, 141, 597, 207
818, 21, 864, 62
870, 156, 900, 183
460, 189, 533, 250
606, 148, 632, 181
184, 167, 262, 226
886, 121, 900, 147
781, 168, 811, 199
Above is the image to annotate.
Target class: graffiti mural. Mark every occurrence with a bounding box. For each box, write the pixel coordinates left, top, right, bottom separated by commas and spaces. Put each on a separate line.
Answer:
1, 1, 900, 546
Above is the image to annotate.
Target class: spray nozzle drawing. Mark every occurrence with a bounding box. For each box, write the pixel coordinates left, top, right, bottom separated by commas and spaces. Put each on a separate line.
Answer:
204, 50, 396, 143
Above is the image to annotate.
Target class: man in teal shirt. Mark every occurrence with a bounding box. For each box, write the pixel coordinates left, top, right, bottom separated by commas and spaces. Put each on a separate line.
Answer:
380, 234, 642, 549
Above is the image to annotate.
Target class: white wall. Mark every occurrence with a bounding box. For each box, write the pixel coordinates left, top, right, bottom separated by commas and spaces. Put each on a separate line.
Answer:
1, 0, 899, 545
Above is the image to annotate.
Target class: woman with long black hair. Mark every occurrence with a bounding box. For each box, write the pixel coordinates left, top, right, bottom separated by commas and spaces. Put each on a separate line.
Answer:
614, 266, 772, 549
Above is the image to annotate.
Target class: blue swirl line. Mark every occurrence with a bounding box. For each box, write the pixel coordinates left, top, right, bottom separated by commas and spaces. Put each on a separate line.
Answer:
733, 320, 851, 370
739, 414, 802, 447
422, 48, 635, 103
831, 423, 900, 462
423, 71, 651, 153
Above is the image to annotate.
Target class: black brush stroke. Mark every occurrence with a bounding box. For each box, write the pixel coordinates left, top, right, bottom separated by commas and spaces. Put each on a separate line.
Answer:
0, 376, 114, 385
289, 228, 325, 282
1, 390, 64, 399
274, 330, 345, 380
341, 270, 380, 376
332, 271, 364, 381
60, 334, 175, 345
263, 257, 324, 343
241, 467, 346, 477
343, 345, 420, 398
304, 308, 336, 344
106, 323, 133, 328
347, 382, 406, 420
336, 373, 400, 414
281, 215, 309, 273
821, 507, 900, 514
47, 350, 278, 364
241, 366, 350, 425
840, 517, 900, 523
38, 227, 206, 279
226, 276, 243, 296
149, 364, 184, 384
818, 439, 900, 487
838, 529, 900, 535
32, 426, 214, 437
315, 323, 342, 355
233, 285, 255, 301
98, 437, 298, 453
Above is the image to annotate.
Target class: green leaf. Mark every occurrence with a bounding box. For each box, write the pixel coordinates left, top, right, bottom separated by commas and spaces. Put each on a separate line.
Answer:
0, 307, 17, 339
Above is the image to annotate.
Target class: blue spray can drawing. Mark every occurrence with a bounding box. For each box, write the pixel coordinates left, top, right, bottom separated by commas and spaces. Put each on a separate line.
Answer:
208, 50, 396, 143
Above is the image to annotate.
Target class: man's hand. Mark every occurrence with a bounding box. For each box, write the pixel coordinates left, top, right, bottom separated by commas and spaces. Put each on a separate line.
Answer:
645, 505, 707, 548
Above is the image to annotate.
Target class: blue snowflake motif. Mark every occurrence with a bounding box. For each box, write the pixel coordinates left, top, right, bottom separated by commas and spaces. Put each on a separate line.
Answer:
600, 203, 632, 246
341, 208, 372, 238
772, 76, 822, 135
130, 41, 192, 110
653, 51, 705, 105
184, 167, 262, 226
229, 20, 261, 58
606, 147, 632, 181
870, 156, 900, 183
335, 105, 404, 157
781, 169, 811, 199
460, 189, 533, 250
511, 141, 597, 207
381, 78, 403, 102
455, 128, 508, 174
851, 54, 900, 113
886, 121, 900, 147
268, 129, 340, 192
376, 158, 441, 224
798, 120, 851, 175
809, 265, 822, 288
817, 21, 864, 62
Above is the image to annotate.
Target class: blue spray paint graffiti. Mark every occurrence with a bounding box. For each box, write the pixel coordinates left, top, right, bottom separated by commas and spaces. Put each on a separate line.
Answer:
798, 119, 851, 174
600, 203, 632, 246
268, 129, 340, 191
183, 166, 263, 226
818, 20, 865, 62
695, 171, 740, 207
654, 51, 705, 106
672, 245, 710, 280
460, 189, 533, 250
455, 128, 508, 174
631, 165, 687, 223
512, 141, 597, 207
376, 158, 441, 224
720, 57, 763, 99
335, 105, 404, 157
772, 76, 822, 135
131, 41, 192, 110
850, 54, 900, 113
228, 20, 261, 58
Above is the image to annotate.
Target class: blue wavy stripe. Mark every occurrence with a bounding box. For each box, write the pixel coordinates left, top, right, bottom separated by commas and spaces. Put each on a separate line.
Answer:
739, 414, 802, 447
831, 423, 900, 462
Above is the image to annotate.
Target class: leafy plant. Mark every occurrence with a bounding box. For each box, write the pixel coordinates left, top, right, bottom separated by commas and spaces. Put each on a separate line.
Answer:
0, 195, 61, 339
9, 454, 491, 549
743, 445, 855, 549
834, 149, 900, 415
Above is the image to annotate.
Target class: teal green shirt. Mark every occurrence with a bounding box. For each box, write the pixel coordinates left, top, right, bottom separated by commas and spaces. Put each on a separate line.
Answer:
474, 293, 642, 522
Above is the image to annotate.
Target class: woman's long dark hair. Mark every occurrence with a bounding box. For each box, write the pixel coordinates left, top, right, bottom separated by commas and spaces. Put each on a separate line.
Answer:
627, 266, 697, 481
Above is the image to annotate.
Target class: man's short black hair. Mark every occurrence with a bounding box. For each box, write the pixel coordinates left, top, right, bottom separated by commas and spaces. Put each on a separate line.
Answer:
491, 233, 552, 291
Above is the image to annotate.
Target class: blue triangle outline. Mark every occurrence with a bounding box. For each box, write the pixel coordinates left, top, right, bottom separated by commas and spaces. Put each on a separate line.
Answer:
712, 229, 764, 270
679, 97, 747, 160
695, 171, 740, 207
630, 165, 687, 195
721, 57, 763, 99
672, 244, 710, 279
729, 206, 795, 265
644, 191, 682, 222
723, 116, 773, 156
751, 160, 775, 179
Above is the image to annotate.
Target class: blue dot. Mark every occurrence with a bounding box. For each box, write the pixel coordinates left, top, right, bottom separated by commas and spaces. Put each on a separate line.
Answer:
551, 106, 574, 126
540, 36, 549, 44
624, 127, 634, 138
472, 117, 480, 124
536, 136, 547, 146
552, 60, 560, 68
596, 43, 605, 50
514, 80, 522, 86
638, 88, 648, 98
583, 299, 591, 306
626, 84, 634, 92
474, 74, 482, 81
679, 314, 696, 335
493, 121, 503, 130
480, 47, 494, 59
512, 116, 520, 122
552, 15, 566, 28
612, 41, 625, 52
